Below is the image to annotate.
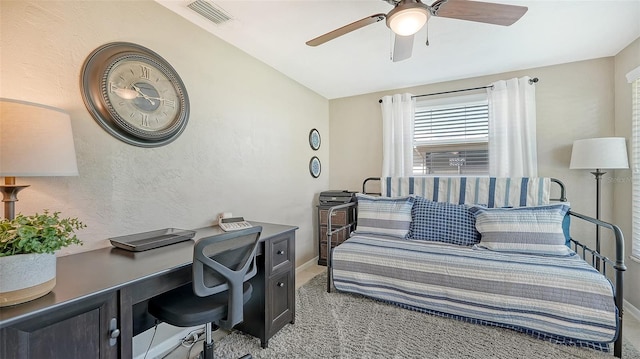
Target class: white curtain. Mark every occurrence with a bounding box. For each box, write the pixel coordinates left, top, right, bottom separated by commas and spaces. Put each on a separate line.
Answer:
381, 93, 415, 178
487, 76, 538, 177
627, 66, 640, 260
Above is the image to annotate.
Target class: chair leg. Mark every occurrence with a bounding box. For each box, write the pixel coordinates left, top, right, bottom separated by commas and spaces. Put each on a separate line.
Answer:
199, 322, 251, 359
203, 322, 214, 359
203, 341, 214, 359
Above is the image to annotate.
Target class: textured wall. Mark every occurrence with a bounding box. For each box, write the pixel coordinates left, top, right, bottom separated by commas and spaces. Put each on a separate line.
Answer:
0, 1, 330, 266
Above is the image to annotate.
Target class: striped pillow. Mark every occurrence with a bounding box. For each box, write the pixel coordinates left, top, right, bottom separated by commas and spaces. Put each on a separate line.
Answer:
354, 194, 414, 238
470, 204, 573, 256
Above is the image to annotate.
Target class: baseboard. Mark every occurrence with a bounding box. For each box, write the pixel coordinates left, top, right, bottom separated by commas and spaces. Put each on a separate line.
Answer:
296, 256, 319, 274
624, 299, 640, 321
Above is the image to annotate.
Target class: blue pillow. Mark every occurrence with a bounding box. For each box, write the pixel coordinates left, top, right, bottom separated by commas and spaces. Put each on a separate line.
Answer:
354, 194, 414, 238
469, 204, 573, 256
408, 196, 480, 246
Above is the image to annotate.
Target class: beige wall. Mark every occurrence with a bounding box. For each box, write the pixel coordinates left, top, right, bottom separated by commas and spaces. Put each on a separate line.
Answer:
614, 37, 640, 312
329, 55, 640, 308
329, 58, 615, 212
0, 0, 329, 266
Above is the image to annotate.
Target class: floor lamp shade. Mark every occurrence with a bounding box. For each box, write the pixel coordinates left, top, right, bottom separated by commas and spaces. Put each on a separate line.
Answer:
569, 137, 629, 170
569, 137, 628, 270
0, 98, 78, 177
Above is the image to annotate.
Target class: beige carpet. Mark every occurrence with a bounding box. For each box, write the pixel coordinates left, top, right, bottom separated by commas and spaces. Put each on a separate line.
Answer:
214, 273, 639, 358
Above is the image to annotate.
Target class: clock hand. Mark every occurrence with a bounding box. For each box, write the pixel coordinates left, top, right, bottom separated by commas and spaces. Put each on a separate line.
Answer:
145, 96, 171, 102
111, 86, 138, 100
131, 84, 156, 106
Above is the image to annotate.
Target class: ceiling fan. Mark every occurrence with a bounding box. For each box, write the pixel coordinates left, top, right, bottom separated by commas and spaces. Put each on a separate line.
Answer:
306, 0, 528, 62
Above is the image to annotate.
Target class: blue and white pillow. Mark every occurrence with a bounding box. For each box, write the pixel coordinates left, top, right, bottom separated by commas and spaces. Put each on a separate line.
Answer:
469, 204, 573, 256
408, 196, 480, 246
354, 194, 414, 238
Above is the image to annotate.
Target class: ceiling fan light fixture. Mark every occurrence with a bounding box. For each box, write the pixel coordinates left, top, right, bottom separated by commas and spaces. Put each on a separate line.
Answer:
387, 7, 429, 36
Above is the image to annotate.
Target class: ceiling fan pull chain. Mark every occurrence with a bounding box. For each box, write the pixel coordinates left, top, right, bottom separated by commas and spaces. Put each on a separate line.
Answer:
425, 21, 430, 46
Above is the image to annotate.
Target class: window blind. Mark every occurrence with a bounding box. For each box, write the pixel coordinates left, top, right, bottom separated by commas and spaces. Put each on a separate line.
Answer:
413, 96, 489, 175
632, 77, 640, 260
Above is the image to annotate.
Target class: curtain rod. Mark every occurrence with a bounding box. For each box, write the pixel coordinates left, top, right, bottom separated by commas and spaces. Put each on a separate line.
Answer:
377, 77, 539, 103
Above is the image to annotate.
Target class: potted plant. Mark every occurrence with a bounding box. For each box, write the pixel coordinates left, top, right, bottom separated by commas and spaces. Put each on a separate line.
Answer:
0, 211, 85, 307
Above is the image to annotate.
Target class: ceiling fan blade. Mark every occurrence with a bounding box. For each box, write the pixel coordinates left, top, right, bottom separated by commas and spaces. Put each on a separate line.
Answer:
306, 14, 386, 46
431, 0, 527, 26
392, 34, 414, 62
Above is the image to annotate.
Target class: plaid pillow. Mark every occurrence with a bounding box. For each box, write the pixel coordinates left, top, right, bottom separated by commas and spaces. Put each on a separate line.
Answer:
354, 194, 414, 238
469, 204, 573, 256
408, 196, 480, 246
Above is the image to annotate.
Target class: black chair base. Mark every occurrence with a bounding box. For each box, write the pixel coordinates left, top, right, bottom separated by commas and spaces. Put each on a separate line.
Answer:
195, 330, 252, 359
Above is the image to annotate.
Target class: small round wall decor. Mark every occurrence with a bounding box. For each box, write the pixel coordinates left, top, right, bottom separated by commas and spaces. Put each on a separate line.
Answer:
309, 156, 321, 178
309, 128, 321, 150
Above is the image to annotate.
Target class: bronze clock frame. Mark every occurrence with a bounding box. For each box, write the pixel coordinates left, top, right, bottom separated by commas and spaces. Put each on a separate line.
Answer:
80, 42, 190, 147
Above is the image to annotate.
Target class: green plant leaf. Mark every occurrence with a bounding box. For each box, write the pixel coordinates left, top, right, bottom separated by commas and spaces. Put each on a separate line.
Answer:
0, 211, 85, 256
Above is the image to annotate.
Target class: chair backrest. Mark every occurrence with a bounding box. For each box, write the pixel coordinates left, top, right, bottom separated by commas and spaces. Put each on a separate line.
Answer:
192, 226, 262, 329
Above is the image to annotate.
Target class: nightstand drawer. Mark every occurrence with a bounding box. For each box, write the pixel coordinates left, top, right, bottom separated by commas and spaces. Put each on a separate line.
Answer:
319, 209, 347, 226
319, 226, 348, 244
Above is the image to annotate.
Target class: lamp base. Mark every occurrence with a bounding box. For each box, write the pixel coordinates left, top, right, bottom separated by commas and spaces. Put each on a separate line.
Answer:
0, 184, 30, 220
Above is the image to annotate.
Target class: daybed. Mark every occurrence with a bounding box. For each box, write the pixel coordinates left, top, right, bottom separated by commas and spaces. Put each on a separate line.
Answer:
325, 177, 626, 357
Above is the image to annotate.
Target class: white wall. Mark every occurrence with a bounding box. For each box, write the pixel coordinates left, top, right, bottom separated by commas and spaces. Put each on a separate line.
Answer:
328, 56, 640, 308
0, 0, 329, 266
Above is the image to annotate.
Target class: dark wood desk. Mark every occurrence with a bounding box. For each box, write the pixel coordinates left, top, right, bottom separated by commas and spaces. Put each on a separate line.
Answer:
0, 222, 297, 359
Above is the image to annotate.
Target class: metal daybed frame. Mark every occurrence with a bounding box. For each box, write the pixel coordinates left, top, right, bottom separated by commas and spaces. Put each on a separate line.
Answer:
324, 177, 626, 358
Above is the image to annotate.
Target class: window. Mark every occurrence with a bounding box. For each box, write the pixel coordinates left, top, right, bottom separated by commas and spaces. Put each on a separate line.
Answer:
631, 73, 640, 260
413, 94, 489, 175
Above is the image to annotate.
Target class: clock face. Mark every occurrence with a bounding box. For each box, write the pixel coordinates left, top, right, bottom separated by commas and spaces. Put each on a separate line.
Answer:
104, 59, 181, 134
81, 42, 189, 147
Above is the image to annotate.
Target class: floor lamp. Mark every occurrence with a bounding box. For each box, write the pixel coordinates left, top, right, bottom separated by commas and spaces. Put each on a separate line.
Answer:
569, 137, 629, 269
0, 98, 79, 220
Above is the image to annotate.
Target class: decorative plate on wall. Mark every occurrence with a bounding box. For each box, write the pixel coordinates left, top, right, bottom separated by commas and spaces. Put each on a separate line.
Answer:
309, 128, 321, 150
309, 156, 321, 178
80, 42, 190, 147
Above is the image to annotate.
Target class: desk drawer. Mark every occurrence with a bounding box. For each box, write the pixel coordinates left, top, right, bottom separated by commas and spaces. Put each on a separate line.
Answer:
268, 270, 294, 337
269, 234, 292, 274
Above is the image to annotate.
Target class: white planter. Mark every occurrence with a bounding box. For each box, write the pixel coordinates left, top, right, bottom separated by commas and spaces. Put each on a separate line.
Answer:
0, 253, 56, 307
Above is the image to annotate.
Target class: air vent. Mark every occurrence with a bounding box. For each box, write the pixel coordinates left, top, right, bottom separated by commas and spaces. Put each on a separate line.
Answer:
187, 0, 232, 25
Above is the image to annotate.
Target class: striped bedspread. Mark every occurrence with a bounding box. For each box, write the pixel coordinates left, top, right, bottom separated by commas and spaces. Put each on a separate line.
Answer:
332, 234, 618, 348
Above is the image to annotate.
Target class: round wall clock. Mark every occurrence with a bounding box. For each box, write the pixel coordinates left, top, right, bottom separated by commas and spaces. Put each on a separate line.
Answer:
309, 128, 321, 150
309, 156, 321, 178
80, 42, 189, 147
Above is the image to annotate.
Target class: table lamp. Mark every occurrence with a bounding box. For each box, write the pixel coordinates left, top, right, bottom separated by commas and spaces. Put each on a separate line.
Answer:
569, 137, 629, 264
0, 98, 79, 220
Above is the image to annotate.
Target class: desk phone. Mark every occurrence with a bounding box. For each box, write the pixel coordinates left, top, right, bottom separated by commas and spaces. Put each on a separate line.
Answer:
219, 217, 253, 231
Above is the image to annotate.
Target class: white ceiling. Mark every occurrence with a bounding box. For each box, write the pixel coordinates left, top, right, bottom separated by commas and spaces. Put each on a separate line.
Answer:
156, 0, 640, 99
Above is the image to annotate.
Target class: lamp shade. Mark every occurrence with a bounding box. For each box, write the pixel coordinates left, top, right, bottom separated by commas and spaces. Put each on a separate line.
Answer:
569, 137, 629, 170
0, 98, 78, 177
